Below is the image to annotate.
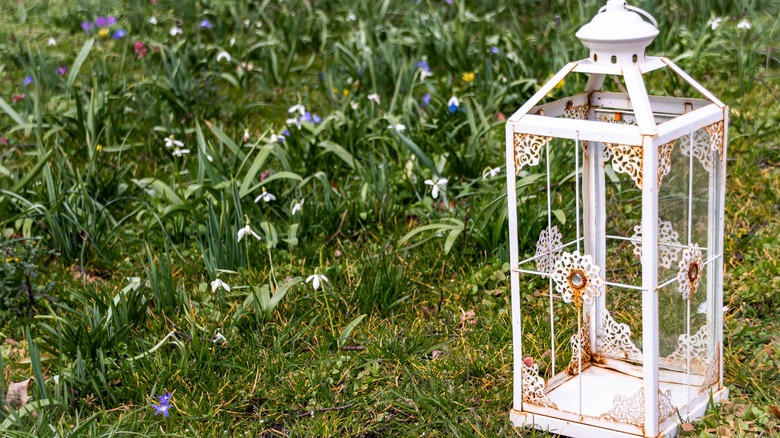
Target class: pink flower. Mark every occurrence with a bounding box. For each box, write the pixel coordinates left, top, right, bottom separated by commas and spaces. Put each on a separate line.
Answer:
134, 41, 148, 59
12, 94, 25, 103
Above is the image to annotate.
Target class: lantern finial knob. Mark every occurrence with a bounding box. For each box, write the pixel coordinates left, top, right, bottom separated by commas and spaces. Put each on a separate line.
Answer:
576, 1, 659, 65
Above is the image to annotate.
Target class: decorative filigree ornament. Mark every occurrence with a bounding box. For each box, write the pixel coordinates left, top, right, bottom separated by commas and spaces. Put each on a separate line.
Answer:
704, 121, 725, 159
665, 325, 710, 371
564, 103, 590, 120
597, 309, 643, 360
514, 133, 552, 174
604, 143, 644, 189
601, 388, 675, 426
522, 362, 557, 408
630, 221, 682, 269
565, 314, 604, 376
680, 129, 715, 172
658, 140, 675, 188
677, 243, 703, 300
699, 347, 721, 393
535, 226, 563, 275
551, 251, 604, 306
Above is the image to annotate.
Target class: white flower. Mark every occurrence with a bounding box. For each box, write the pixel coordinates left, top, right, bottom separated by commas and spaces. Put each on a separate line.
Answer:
269, 134, 282, 143
230, 38, 236, 47
288, 104, 306, 115
237, 225, 261, 242
420, 69, 433, 81
697, 301, 730, 314
211, 278, 231, 293
164, 136, 184, 148
169, 26, 183, 36
737, 19, 752, 29
387, 124, 406, 132
286, 117, 302, 129
243, 129, 250, 143
292, 199, 305, 216
306, 273, 329, 291
206, 155, 214, 162
47, 37, 57, 46
367, 93, 381, 104
212, 332, 227, 344
149, 17, 158, 25
350, 101, 359, 110
254, 189, 276, 203
708, 17, 722, 30
424, 177, 448, 199
171, 148, 190, 157
347, 12, 357, 21
483, 167, 501, 179
216, 51, 232, 62
448, 95, 460, 109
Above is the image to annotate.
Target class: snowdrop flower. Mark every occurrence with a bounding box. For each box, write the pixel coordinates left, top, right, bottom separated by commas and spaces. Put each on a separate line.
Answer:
387, 124, 406, 132
697, 301, 730, 314
306, 273, 329, 291
347, 12, 357, 21
47, 37, 56, 46
288, 104, 306, 115
292, 199, 304, 215
229, 38, 236, 47
212, 332, 227, 344
708, 17, 722, 30
269, 133, 285, 143
164, 136, 184, 148
367, 93, 381, 104
149, 16, 158, 25
737, 19, 752, 29
350, 101, 359, 110
286, 117, 302, 129
483, 167, 501, 179
417, 60, 433, 81
171, 148, 190, 157
424, 177, 448, 199
216, 51, 231, 62
211, 278, 231, 293
448, 96, 460, 113
254, 189, 276, 203
237, 224, 261, 242
242, 129, 250, 143
169, 26, 183, 36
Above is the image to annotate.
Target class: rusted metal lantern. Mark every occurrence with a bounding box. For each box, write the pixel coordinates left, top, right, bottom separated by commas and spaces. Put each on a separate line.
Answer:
505, 1, 728, 436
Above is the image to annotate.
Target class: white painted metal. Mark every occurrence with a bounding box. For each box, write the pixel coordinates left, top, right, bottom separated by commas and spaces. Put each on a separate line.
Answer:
508, 63, 577, 123
576, 0, 659, 65
505, 123, 523, 411
717, 110, 729, 388
512, 115, 643, 145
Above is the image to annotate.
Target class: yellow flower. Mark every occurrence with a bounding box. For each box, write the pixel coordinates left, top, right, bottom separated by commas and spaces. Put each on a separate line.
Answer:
5, 257, 20, 264
342, 89, 350, 97
461, 71, 475, 83
98, 28, 109, 38
96, 144, 103, 152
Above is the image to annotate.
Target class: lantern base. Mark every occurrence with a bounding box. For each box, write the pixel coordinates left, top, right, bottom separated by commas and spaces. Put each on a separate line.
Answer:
510, 367, 728, 437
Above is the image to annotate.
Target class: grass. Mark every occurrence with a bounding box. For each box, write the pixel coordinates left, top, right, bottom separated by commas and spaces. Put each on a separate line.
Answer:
0, 0, 779, 436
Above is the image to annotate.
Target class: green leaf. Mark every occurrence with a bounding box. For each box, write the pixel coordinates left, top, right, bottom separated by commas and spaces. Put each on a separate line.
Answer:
318, 140, 361, 170
552, 209, 566, 225
239, 145, 274, 197
339, 314, 366, 347
0, 96, 26, 127
67, 38, 95, 89
10, 149, 53, 193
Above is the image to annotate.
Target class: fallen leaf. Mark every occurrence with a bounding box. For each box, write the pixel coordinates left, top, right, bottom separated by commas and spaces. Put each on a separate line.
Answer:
681, 422, 694, 432
459, 309, 476, 326
522, 356, 534, 367
768, 405, 780, 419
6, 377, 33, 409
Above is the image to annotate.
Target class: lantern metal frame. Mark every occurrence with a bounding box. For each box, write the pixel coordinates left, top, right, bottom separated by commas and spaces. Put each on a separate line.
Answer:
505, 3, 729, 437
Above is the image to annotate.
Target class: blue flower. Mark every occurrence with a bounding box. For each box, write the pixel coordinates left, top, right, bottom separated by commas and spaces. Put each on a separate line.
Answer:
282, 129, 290, 137
23, 76, 33, 86
299, 112, 321, 125
421, 93, 431, 108
417, 60, 433, 80
448, 95, 460, 113
152, 390, 172, 418
490, 46, 500, 55
417, 60, 429, 71
200, 19, 213, 29
112, 29, 127, 39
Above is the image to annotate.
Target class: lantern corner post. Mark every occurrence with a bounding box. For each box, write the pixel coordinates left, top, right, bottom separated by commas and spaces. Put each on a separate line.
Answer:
640, 134, 660, 436
505, 122, 524, 412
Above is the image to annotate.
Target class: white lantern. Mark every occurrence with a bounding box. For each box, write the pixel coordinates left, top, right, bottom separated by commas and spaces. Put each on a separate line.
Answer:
506, 1, 728, 436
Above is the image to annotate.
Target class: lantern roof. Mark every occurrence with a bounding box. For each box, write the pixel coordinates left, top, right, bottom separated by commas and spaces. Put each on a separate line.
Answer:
508, 1, 726, 144
576, 0, 659, 65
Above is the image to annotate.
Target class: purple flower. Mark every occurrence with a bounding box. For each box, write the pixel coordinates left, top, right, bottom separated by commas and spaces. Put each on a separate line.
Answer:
490, 46, 500, 55
81, 21, 94, 33
445, 0, 453, 4
23, 76, 33, 86
96, 17, 107, 27
106, 16, 117, 26
300, 112, 321, 125
282, 129, 290, 137
200, 19, 213, 29
152, 390, 172, 418
56, 66, 67, 75
421, 93, 431, 108
417, 60, 430, 72
113, 29, 127, 39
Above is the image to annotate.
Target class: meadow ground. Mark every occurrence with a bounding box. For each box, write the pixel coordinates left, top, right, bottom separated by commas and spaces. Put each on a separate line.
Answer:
0, 0, 778, 436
